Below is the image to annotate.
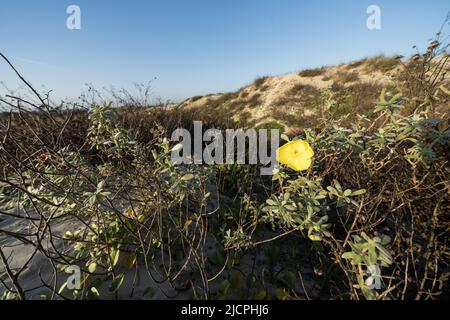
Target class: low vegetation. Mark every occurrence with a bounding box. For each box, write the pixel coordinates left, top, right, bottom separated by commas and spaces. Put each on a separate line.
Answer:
364, 55, 401, 73
299, 67, 327, 77
0, 32, 448, 300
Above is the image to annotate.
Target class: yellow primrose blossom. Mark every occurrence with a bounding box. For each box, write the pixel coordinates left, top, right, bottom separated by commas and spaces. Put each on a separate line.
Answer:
276, 139, 314, 171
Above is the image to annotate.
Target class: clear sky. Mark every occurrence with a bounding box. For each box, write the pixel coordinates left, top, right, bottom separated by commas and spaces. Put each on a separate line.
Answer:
0, 0, 448, 102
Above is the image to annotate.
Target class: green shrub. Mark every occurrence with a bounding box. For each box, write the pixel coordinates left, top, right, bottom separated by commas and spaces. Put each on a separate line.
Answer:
256, 121, 285, 133
365, 55, 400, 72
253, 76, 269, 88
346, 58, 367, 69
334, 71, 360, 83
1, 32, 449, 300
298, 67, 326, 77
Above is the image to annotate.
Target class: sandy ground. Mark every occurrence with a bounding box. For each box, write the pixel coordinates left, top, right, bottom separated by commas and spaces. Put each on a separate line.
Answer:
176, 63, 397, 134
0, 212, 193, 299
0, 201, 317, 300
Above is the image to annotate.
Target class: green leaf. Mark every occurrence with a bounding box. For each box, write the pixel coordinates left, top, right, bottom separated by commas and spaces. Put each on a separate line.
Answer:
254, 290, 267, 300
89, 287, 100, 299
109, 249, 120, 268
275, 288, 289, 300
367, 247, 377, 266
362, 286, 377, 300
342, 252, 362, 265
334, 180, 342, 191
184, 219, 193, 231
181, 174, 195, 181
58, 282, 68, 294
124, 254, 137, 270
109, 274, 125, 293
308, 233, 322, 241
342, 252, 355, 259
219, 280, 231, 295
351, 189, 367, 196
280, 134, 290, 142
326, 186, 336, 194
88, 262, 97, 273
379, 235, 391, 245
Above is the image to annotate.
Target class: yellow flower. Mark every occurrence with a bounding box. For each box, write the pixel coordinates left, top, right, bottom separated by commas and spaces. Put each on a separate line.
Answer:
276, 139, 314, 171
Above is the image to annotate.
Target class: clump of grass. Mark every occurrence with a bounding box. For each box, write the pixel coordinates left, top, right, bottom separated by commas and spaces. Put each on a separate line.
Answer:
334, 71, 360, 83
271, 107, 319, 129
190, 95, 204, 102
328, 81, 385, 121
246, 93, 262, 108
287, 84, 322, 109
205, 92, 239, 110
236, 110, 253, 127
238, 86, 252, 98
346, 58, 367, 69
253, 76, 269, 88
270, 84, 323, 128
271, 84, 322, 129
256, 121, 285, 133
270, 108, 297, 127
288, 83, 313, 95
334, 95, 354, 117
365, 55, 400, 72
239, 90, 249, 99
298, 67, 326, 77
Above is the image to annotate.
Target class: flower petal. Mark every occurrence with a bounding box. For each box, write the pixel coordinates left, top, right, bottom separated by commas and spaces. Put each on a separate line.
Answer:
276, 140, 314, 171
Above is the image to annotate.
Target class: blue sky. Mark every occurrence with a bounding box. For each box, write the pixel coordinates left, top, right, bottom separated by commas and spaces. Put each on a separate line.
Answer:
0, 0, 448, 102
